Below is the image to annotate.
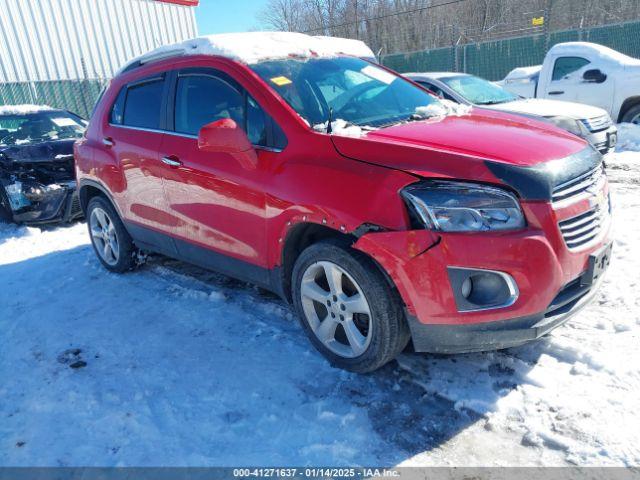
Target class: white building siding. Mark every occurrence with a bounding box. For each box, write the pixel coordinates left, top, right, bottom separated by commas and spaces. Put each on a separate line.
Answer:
0, 0, 198, 82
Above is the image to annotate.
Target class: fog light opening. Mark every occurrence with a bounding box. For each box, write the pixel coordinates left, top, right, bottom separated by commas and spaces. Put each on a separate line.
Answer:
448, 267, 519, 312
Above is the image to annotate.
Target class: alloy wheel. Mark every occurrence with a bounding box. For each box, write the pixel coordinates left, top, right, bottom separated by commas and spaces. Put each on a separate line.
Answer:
300, 261, 373, 358
90, 207, 120, 266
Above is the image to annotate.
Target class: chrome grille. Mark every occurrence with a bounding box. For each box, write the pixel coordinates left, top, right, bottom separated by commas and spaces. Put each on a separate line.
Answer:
581, 115, 612, 133
558, 201, 610, 250
552, 165, 605, 205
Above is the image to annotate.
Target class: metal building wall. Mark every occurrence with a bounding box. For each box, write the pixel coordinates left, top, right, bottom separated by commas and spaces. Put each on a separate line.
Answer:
0, 0, 198, 83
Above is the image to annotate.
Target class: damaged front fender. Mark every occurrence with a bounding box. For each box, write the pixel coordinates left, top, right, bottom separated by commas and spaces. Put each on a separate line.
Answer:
353, 229, 440, 315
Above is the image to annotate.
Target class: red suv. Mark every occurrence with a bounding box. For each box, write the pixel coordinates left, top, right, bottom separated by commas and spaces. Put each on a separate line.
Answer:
75, 33, 612, 372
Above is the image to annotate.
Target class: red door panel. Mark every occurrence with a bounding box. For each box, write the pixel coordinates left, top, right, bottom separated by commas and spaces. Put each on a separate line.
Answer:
102, 125, 176, 232
159, 133, 268, 266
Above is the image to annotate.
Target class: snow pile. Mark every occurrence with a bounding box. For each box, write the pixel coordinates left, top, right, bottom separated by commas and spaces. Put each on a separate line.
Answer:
615, 123, 640, 151
0, 104, 53, 115
119, 32, 374, 73
313, 119, 375, 137
415, 99, 472, 118
605, 123, 640, 184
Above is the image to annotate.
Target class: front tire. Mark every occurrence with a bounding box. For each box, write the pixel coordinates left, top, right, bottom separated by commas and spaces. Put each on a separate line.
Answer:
621, 103, 640, 125
87, 196, 138, 273
292, 240, 410, 373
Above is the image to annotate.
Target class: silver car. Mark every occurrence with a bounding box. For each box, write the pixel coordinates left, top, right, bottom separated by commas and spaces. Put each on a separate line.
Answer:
405, 72, 617, 156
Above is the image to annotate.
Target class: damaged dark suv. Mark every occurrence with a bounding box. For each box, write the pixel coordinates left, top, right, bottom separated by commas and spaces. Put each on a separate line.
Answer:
0, 105, 86, 224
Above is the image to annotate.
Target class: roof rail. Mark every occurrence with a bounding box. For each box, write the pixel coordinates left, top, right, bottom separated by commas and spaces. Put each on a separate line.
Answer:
119, 48, 187, 75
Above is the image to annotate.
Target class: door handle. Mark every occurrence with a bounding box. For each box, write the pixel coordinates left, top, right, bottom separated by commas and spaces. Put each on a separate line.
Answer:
102, 136, 114, 147
548, 91, 565, 95
161, 156, 182, 167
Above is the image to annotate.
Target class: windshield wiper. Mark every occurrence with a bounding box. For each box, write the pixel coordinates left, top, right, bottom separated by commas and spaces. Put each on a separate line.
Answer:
326, 107, 334, 134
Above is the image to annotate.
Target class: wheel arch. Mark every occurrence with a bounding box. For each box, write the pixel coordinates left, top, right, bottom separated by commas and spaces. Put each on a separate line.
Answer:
79, 180, 119, 216
279, 221, 402, 306
279, 222, 355, 302
618, 96, 640, 123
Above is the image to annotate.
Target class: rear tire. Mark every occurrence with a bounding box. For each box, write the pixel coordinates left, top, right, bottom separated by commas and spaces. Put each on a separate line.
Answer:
87, 196, 138, 273
292, 239, 410, 373
621, 103, 640, 124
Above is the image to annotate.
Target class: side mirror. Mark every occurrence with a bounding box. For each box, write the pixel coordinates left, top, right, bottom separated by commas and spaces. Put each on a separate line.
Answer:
583, 69, 607, 84
198, 118, 258, 170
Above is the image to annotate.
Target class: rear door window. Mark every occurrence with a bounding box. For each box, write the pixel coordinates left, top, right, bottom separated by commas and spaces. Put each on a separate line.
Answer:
121, 77, 165, 129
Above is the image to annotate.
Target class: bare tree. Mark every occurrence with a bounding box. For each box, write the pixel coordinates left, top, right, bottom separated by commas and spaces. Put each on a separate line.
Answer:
256, 0, 640, 56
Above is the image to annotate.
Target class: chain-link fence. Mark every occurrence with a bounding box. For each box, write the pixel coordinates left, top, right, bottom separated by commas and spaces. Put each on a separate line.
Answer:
0, 78, 109, 119
382, 19, 640, 80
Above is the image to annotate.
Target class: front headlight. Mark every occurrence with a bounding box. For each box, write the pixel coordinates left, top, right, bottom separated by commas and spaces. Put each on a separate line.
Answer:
402, 181, 525, 232
545, 116, 586, 137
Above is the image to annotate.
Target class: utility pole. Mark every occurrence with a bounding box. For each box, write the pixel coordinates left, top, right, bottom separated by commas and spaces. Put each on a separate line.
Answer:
355, 0, 359, 39
543, 0, 554, 52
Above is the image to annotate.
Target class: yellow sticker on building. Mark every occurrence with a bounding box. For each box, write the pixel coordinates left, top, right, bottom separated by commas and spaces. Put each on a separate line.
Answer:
270, 76, 292, 86
532, 16, 545, 26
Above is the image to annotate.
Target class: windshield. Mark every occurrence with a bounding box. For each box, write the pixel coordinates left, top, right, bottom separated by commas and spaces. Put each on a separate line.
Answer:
251, 57, 441, 128
440, 75, 517, 105
0, 110, 86, 147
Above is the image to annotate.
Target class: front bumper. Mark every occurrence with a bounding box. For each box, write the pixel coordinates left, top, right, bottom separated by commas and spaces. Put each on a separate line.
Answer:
8, 180, 83, 224
586, 126, 617, 155
406, 269, 605, 353
353, 200, 612, 353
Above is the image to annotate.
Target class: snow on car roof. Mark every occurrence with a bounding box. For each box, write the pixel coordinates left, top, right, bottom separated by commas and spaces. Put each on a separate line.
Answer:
0, 104, 53, 116
503, 65, 542, 81
118, 32, 376, 75
313, 36, 376, 60
549, 42, 640, 66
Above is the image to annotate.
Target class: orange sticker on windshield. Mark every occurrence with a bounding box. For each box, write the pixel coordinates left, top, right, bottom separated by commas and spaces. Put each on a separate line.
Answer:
270, 76, 292, 86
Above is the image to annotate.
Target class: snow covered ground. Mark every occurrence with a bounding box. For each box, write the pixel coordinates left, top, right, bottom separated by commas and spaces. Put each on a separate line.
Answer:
1, 126, 639, 467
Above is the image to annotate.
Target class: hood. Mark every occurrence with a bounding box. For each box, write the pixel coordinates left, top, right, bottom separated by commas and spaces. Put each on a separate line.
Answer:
330, 109, 587, 181
0, 139, 75, 164
486, 98, 607, 121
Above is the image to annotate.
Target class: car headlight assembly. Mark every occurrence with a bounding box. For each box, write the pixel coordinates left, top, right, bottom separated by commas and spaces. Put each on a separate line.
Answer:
402, 181, 525, 232
545, 116, 586, 137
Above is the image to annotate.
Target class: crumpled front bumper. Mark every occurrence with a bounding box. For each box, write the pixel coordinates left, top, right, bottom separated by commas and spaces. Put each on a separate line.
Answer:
353, 217, 612, 353
4, 179, 82, 224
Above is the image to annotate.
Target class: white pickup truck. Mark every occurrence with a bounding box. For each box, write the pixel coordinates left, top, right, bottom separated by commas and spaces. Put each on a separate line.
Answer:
500, 42, 640, 124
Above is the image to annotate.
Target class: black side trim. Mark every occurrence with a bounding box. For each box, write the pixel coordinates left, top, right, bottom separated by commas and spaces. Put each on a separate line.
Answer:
124, 221, 286, 298
125, 222, 178, 257
485, 147, 602, 201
